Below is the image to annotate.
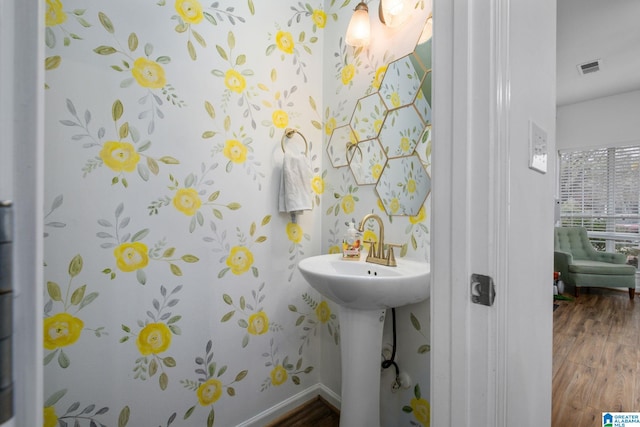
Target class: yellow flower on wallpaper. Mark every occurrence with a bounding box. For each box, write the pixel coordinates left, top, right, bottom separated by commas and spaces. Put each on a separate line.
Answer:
373, 65, 388, 89
175, 0, 204, 24
400, 137, 412, 154
341, 64, 355, 85
114, 242, 149, 272
226, 246, 254, 275
43, 313, 84, 350
315, 300, 331, 323
371, 163, 383, 180
223, 139, 248, 164
341, 194, 355, 214
197, 378, 223, 406
391, 91, 401, 108
224, 69, 246, 94
389, 197, 400, 214
311, 176, 325, 195
324, 117, 336, 136
410, 396, 430, 426
312, 10, 327, 28
328, 245, 341, 254
99, 141, 140, 173
272, 109, 289, 128
270, 365, 288, 386
275, 30, 295, 54
247, 311, 269, 335
132, 57, 167, 89
286, 222, 303, 243
173, 188, 202, 216
45, 0, 67, 27
410, 205, 426, 224
136, 322, 172, 356
43, 406, 58, 427
407, 178, 417, 194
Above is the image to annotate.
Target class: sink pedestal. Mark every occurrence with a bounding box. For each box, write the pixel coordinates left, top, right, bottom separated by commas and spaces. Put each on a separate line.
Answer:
338, 306, 386, 427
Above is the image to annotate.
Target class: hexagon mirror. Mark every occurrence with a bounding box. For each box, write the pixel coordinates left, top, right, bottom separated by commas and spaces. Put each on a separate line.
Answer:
375, 153, 431, 216
349, 93, 387, 142
378, 104, 425, 158
378, 52, 426, 110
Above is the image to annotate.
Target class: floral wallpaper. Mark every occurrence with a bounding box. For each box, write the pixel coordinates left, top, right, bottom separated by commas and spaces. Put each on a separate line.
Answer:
43, 0, 431, 426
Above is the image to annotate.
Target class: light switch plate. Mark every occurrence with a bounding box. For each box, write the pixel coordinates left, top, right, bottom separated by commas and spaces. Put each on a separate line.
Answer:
529, 120, 547, 174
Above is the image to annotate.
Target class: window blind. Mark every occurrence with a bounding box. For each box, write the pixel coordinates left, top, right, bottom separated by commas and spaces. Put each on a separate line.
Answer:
559, 146, 640, 238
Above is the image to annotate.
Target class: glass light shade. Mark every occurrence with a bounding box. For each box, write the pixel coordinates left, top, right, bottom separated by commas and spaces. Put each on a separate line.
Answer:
417, 13, 433, 45
345, 3, 370, 47
380, 0, 410, 28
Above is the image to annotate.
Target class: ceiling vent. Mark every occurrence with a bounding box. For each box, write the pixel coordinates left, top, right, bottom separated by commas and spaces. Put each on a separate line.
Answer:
577, 59, 602, 75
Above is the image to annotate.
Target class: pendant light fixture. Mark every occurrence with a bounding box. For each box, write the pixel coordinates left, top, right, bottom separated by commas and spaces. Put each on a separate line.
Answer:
345, 2, 370, 47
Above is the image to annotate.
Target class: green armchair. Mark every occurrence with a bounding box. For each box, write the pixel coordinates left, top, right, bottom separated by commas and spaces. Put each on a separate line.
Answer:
554, 227, 636, 299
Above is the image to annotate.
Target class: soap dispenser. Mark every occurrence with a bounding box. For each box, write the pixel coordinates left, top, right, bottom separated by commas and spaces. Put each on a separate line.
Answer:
342, 221, 361, 260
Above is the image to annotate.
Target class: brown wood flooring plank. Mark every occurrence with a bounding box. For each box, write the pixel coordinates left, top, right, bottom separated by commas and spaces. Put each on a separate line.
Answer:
265, 396, 340, 427
553, 287, 640, 427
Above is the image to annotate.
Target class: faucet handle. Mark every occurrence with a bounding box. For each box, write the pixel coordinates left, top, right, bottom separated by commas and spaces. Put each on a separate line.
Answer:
386, 243, 402, 267
364, 240, 377, 259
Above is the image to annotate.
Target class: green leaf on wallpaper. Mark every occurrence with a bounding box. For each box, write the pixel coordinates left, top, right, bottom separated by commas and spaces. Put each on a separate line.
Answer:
44, 349, 57, 366
239, 296, 246, 310
156, 56, 171, 64
236, 54, 246, 66
402, 405, 413, 413
182, 254, 199, 263
131, 229, 149, 242
217, 365, 227, 377
218, 268, 229, 278
187, 40, 197, 61
160, 373, 169, 390
418, 344, 431, 354
120, 78, 135, 88
252, 266, 259, 277
159, 156, 179, 164
235, 370, 248, 382
410, 313, 421, 331
144, 43, 154, 57
145, 158, 158, 176
288, 305, 297, 312
207, 408, 215, 427
227, 387, 236, 396
149, 358, 158, 377
94, 45, 117, 55
295, 315, 305, 326
292, 376, 300, 385
228, 203, 241, 210
227, 31, 235, 49
193, 30, 206, 48
47, 281, 62, 301
255, 236, 267, 243
128, 33, 138, 52
262, 215, 272, 226
44, 388, 67, 408
70, 285, 86, 306
98, 12, 114, 33
119, 122, 129, 139
45, 27, 56, 49
58, 349, 70, 368
68, 254, 83, 277
184, 405, 196, 420
223, 294, 233, 305
112, 100, 123, 122
138, 164, 150, 182
45, 56, 61, 71
248, 0, 255, 15
63, 36, 71, 47
170, 264, 182, 276
221, 311, 235, 322
162, 247, 176, 258
215, 45, 228, 61
118, 406, 131, 427
163, 357, 176, 367
265, 44, 276, 56
167, 315, 181, 325
204, 101, 215, 119
237, 319, 248, 328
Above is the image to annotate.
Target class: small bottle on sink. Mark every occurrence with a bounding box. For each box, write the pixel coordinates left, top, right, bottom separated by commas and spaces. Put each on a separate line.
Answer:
342, 221, 361, 260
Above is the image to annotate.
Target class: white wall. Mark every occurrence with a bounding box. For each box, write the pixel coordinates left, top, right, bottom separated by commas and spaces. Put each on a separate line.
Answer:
557, 89, 640, 151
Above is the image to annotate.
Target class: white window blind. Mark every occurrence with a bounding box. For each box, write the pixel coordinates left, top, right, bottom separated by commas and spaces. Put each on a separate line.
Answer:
559, 146, 640, 249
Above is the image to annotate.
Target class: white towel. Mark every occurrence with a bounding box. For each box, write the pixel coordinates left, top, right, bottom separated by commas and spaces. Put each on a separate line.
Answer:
278, 150, 313, 214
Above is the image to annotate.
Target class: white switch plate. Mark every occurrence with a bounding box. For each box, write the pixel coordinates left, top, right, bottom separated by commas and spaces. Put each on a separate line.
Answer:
529, 120, 547, 174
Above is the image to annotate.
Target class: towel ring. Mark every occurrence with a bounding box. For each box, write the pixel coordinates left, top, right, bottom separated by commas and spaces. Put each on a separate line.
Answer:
281, 128, 308, 155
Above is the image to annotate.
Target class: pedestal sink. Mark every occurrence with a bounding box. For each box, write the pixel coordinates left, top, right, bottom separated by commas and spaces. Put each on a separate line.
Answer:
298, 254, 430, 427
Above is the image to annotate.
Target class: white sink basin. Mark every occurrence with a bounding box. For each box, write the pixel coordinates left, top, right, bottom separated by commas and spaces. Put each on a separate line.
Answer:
298, 254, 430, 310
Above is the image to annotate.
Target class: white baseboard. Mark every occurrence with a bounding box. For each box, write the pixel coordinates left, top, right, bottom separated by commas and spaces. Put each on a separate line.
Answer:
236, 383, 341, 427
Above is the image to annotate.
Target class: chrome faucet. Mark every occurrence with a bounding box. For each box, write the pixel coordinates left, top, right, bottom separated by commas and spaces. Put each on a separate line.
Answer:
357, 213, 399, 267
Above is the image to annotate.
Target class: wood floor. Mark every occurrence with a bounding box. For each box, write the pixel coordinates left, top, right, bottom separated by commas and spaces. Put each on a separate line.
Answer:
553, 287, 640, 427
265, 396, 340, 427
